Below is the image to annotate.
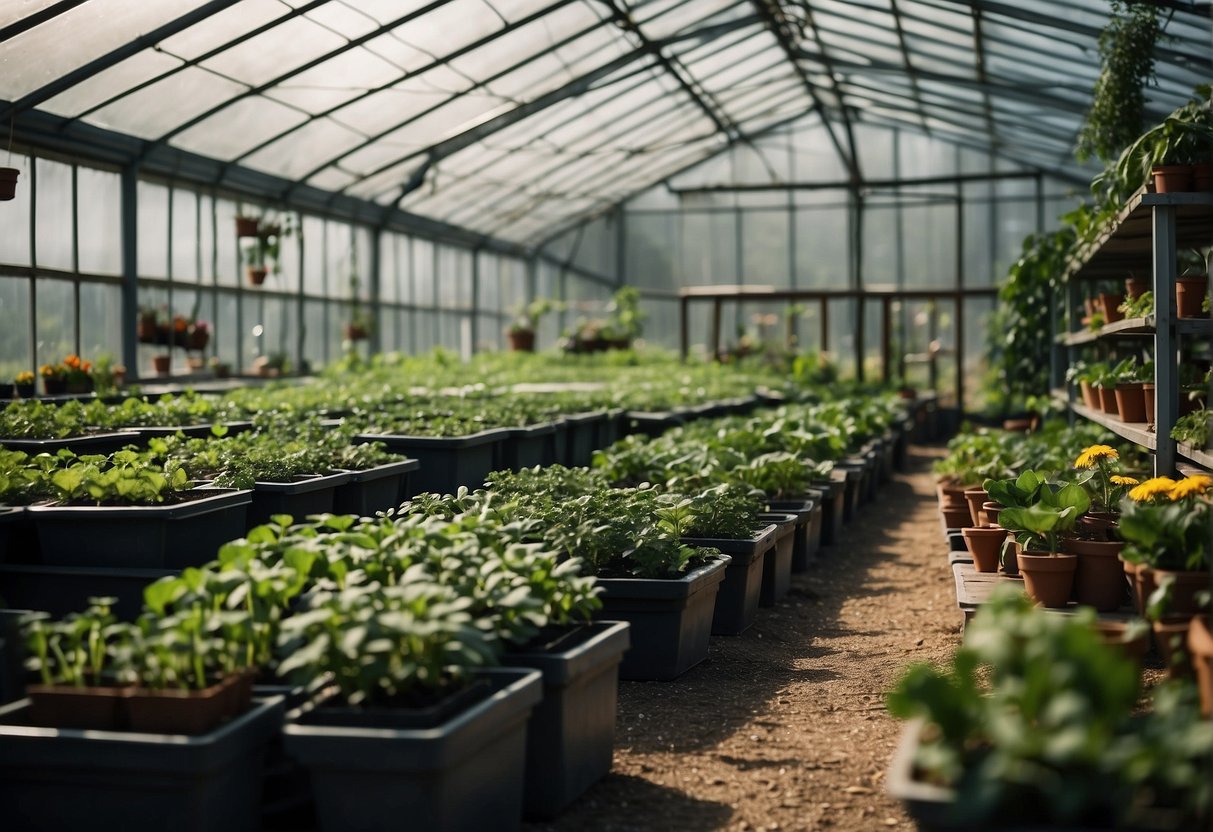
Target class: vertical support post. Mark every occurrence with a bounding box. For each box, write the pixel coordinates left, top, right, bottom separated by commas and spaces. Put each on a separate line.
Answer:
71, 164, 81, 357
120, 163, 138, 377
955, 295, 965, 418
820, 296, 829, 354
469, 247, 481, 355
1066, 278, 1080, 415
1153, 205, 1177, 476
296, 214, 306, 369
851, 189, 865, 381
29, 156, 38, 373
369, 227, 383, 356
679, 294, 689, 361
710, 297, 723, 362
614, 207, 626, 287
928, 301, 938, 392
881, 296, 892, 383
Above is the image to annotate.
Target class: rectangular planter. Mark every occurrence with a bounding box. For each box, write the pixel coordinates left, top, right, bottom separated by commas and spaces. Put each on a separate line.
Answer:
246, 472, 351, 529
1, 431, 139, 455
811, 477, 846, 546
757, 513, 796, 606
767, 498, 815, 572
879, 431, 896, 484
497, 423, 559, 472
0, 506, 38, 564
594, 556, 729, 681
559, 411, 606, 468
331, 459, 420, 517
133, 421, 255, 441
0, 609, 26, 706
503, 620, 631, 819
833, 464, 864, 523
283, 668, 542, 832
683, 525, 777, 636
0, 563, 174, 619
623, 410, 686, 439
596, 409, 624, 450
355, 428, 508, 497
29, 488, 252, 570
0, 695, 284, 832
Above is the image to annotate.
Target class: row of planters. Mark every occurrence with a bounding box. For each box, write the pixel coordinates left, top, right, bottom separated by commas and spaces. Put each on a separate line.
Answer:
934, 423, 1212, 709
1068, 357, 1208, 425
1, 508, 627, 830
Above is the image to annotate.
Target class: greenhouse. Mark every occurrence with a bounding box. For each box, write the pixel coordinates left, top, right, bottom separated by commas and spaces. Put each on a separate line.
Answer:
0, 1, 1210, 830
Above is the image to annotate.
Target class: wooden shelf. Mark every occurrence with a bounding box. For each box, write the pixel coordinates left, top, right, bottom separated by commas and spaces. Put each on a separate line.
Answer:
1057, 317, 1212, 346
1069, 401, 1157, 451
1178, 442, 1213, 471
1064, 189, 1213, 282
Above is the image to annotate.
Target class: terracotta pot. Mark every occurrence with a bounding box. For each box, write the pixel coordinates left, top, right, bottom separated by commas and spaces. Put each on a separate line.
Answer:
1079, 380, 1100, 410
0, 167, 18, 201
1017, 551, 1077, 608
235, 216, 259, 238
1098, 292, 1124, 324
1142, 382, 1155, 424
962, 526, 1007, 573
247, 266, 268, 286
507, 329, 536, 352
1121, 558, 1144, 615
1062, 538, 1127, 612
981, 501, 1004, 527
1154, 620, 1194, 679
1176, 275, 1208, 319
1097, 385, 1118, 415
1124, 276, 1148, 300
344, 323, 369, 341
1150, 568, 1212, 621
1094, 619, 1150, 668
1076, 511, 1118, 540
936, 480, 968, 511
1152, 164, 1194, 193
26, 684, 133, 730
187, 329, 209, 351
1002, 418, 1033, 432
1114, 382, 1147, 423
137, 316, 158, 344
1188, 615, 1213, 717
963, 489, 987, 528
1193, 162, 1213, 192
1135, 565, 1158, 619
1003, 539, 1021, 576
941, 506, 972, 530
151, 354, 171, 375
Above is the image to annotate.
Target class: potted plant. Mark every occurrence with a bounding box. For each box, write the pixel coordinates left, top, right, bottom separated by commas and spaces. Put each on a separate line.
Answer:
187, 320, 210, 351
1113, 357, 1148, 423
1114, 88, 1213, 193
1177, 249, 1209, 319
888, 587, 1213, 831
279, 579, 542, 832
507, 298, 557, 352
234, 206, 260, 238
137, 306, 159, 343
13, 370, 34, 398
151, 352, 171, 375
1063, 445, 1138, 611
997, 474, 1090, 607
61, 354, 94, 395
38, 362, 66, 396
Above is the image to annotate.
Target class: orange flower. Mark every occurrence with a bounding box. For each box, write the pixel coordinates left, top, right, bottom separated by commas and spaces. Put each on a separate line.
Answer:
80, 361, 92, 373
63, 354, 80, 369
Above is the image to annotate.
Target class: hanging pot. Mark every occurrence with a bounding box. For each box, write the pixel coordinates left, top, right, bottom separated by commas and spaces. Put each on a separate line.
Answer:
344, 323, 368, 341
0, 168, 18, 201
507, 329, 536, 353
234, 217, 259, 238
247, 266, 268, 286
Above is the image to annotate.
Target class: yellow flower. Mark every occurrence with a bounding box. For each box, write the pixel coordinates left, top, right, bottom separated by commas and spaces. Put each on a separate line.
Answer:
1075, 445, 1119, 469
1110, 475, 1139, 486
1169, 475, 1213, 500
1128, 476, 1177, 502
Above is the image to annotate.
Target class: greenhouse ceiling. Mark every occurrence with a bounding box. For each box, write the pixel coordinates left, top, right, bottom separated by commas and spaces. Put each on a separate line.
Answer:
1, 0, 1210, 246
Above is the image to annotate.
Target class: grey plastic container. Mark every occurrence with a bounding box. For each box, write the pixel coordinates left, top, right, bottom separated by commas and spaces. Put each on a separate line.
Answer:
683, 525, 777, 636
767, 498, 815, 572
559, 411, 606, 468
0, 430, 139, 455
29, 488, 251, 570
0, 563, 173, 619
757, 513, 796, 606
355, 428, 508, 497
504, 620, 631, 819
246, 471, 352, 529
498, 422, 559, 471
133, 421, 254, 441
812, 476, 846, 545
283, 668, 542, 832
595, 556, 729, 681
0, 695, 284, 832
331, 459, 420, 517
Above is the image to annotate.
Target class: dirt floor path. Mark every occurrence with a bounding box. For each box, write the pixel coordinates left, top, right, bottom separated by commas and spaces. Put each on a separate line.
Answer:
527, 445, 958, 832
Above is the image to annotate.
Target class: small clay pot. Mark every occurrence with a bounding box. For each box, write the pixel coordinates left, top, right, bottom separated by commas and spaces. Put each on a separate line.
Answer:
507, 329, 536, 352
1098, 292, 1124, 324
1114, 382, 1146, 423
981, 501, 1003, 527
1150, 568, 1212, 621
1188, 615, 1213, 717
1079, 381, 1100, 411
0, 167, 18, 201
1142, 382, 1155, 424
1152, 164, 1194, 193
1076, 511, 1119, 540
235, 217, 260, 238
1062, 537, 1127, 612
42, 377, 66, 396
1017, 551, 1077, 608
963, 489, 988, 528
1176, 275, 1208, 319
1094, 619, 1149, 668
151, 354, 171, 375
1121, 558, 1143, 615
1002, 418, 1033, 433
1154, 619, 1194, 679
1097, 385, 1118, 415
247, 266, 268, 286
936, 480, 968, 511
1124, 276, 1148, 301
941, 506, 972, 530
344, 323, 369, 341
962, 526, 1008, 573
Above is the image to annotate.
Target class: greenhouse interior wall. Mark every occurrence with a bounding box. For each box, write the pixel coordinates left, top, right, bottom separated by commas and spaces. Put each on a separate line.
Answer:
2, 117, 1085, 413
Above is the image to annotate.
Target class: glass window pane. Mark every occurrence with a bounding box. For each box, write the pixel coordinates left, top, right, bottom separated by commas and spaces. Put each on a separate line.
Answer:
0, 277, 32, 378
35, 158, 74, 272
137, 181, 169, 278
35, 278, 75, 368
79, 282, 122, 365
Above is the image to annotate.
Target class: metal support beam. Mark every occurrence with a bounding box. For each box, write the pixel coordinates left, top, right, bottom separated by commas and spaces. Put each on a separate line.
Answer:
1153, 205, 1178, 476
888, 0, 932, 135
120, 163, 139, 376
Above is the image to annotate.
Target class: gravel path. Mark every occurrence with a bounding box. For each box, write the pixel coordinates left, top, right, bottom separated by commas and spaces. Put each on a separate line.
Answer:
527, 445, 958, 832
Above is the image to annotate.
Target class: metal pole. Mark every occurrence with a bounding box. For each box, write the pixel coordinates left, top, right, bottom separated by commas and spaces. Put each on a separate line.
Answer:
120, 163, 138, 377
369, 227, 383, 356
1153, 204, 1177, 476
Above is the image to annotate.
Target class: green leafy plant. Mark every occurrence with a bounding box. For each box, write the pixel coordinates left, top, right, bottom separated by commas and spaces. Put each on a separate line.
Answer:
1171, 408, 1210, 447
1118, 493, 1211, 572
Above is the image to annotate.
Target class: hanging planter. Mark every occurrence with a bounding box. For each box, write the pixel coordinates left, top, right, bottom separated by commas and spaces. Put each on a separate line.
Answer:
247, 266, 268, 286
0, 168, 17, 201
234, 216, 260, 238
343, 323, 368, 341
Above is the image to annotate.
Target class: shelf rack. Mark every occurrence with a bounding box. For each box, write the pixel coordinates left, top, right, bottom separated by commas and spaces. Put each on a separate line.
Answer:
1053, 188, 1213, 476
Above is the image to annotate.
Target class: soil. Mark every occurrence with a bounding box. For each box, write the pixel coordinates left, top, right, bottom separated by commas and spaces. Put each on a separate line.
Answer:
527, 445, 960, 832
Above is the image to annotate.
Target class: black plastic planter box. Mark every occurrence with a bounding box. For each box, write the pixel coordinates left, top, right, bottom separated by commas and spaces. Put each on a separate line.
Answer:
497, 423, 559, 472
683, 525, 777, 636
832, 465, 863, 524
594, 556, 729, 681
559, 411, 606, 468
0, 506, 38, 564
504, 620, 631, 819
811, 477, 846, 546
0, 562, 173, 618
767, 498, 815, 572
355, 428, 508, 497
0, 609, 26, 705
596, 409, 624, 450
623, 409, 686, 439
133, 421, 254, 441
29, 488, 252, 570
246, 472, 351, 529
0, 695, 284, 832
757, 513, 795, 605
331, 459, 420, 517
283, 668, 542, 832
1, 430, 139, 455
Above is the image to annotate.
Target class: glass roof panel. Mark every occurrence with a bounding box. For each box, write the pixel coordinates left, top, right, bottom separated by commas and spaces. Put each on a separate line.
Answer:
173, 96, 311, 160
88, 67, 247, 139
265, 48, 405, 113
40, 50, 184, 118
200, 16, 349, 87
243, 117, 370, 180
157, 0, 289, 62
